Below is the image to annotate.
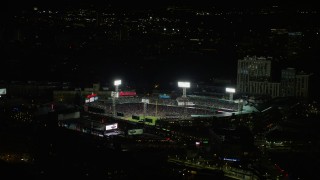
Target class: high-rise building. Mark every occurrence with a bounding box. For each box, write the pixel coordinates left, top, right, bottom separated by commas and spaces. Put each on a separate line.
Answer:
280, 68, 312, 99
281, 68, 296, 97
287, 32, 303, 60
237, 56, 312, 100
248, 81, 280, 97
237, 56, 276, 96
295, 72, 311, 99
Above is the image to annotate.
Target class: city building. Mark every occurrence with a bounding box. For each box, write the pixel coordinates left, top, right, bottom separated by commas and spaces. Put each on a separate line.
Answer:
248, 81, 280, 97
238, 56, 312, 100
280, 68, 296, 97
281, 68, 312, 100
295, 71, 311, 99
237, 56, 279, 97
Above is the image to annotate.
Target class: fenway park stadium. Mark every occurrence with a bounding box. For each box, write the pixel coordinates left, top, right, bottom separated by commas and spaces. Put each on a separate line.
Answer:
83, 85, 257, 124
53, 81, 258, 138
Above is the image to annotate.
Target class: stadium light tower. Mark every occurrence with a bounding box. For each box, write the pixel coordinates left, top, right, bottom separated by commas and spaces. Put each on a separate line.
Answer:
226, 87, 235, 101
178, 81, 190, 98
178, 81, 190, 118
142, 98, 149, 120
114, 80, 121, 92
112, 80, 121, 117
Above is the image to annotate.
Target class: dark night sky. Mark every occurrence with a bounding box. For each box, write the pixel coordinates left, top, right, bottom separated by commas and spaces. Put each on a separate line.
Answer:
4, 0, 320, 10
2, 0, 320, 90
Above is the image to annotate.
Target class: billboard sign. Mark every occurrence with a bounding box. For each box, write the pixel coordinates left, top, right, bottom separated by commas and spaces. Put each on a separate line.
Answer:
85, 93, 98, 103
159, 94, 171, 99
87, 93, 97, 99
119, 91, 136, 96
111, 91, 119, 98
142, 98, 149, 103
106, 123, 118, 130
128, 129, 143, 135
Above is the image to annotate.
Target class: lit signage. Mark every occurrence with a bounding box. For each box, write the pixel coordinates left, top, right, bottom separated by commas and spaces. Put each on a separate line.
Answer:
87, 93, 97, 99
106, 123, 118, 130
119, 91, 136, 96
86, 93, 98, 103
111, 91, 119, 98
223, 158, 239, 162
159, 94, 171, 99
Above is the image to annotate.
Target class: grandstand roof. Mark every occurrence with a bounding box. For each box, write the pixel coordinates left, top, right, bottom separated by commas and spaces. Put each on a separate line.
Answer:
255, 97, 299, 112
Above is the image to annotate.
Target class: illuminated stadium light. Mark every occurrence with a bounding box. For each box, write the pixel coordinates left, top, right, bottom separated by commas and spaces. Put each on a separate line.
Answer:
178, 81, 190, 118
178, 81, 190, 98
226, 87, 236, 101
114, 80, 122, 86
113, 79, 122, 117
178, 81, 190, 88
142, 98, 149, 120
226, 87, 235, 93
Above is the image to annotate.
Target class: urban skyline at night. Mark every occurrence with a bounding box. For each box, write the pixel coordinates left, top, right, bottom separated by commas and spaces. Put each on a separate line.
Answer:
1, 1, 320, 179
